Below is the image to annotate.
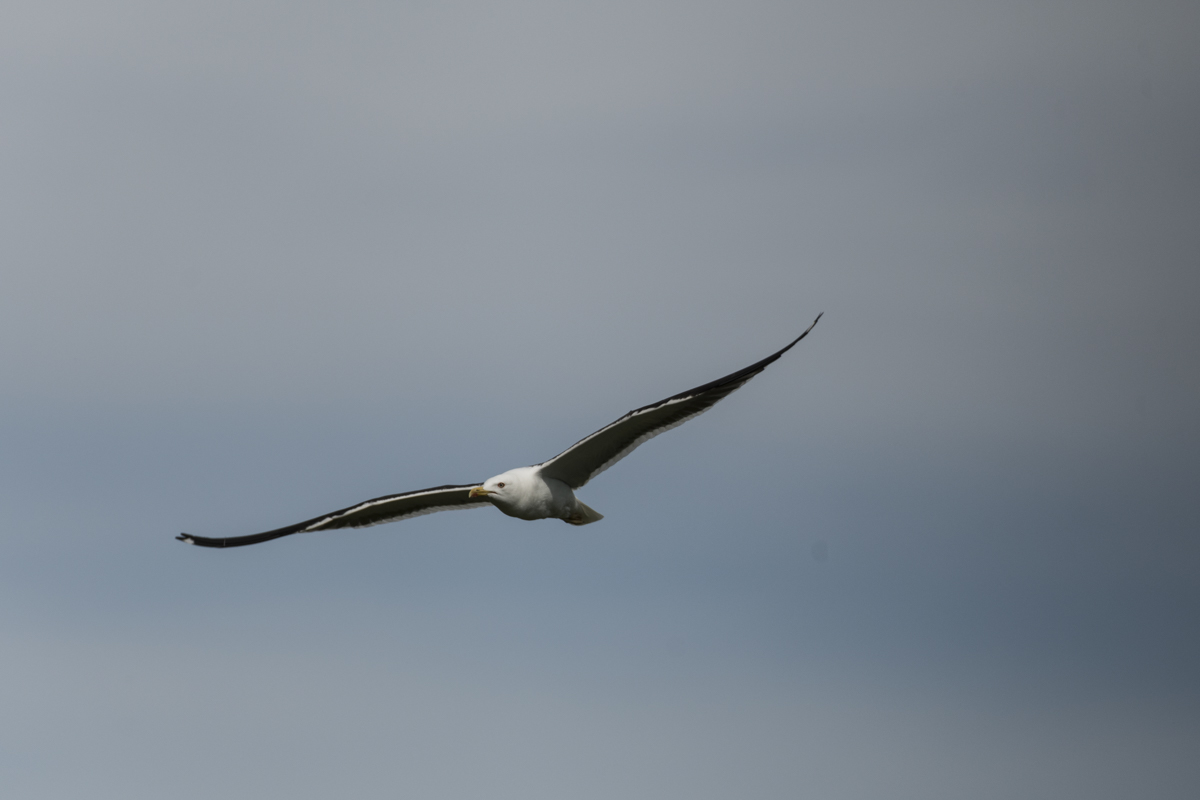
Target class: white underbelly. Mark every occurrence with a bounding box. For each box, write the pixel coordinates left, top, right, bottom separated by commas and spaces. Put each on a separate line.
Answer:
494, 476, 577, 521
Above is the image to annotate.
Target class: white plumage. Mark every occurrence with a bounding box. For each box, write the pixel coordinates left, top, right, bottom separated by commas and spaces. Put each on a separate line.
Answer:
177, 314, 821, 548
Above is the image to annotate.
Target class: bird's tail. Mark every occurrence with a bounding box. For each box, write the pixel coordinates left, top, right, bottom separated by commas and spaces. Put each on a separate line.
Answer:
566, 501, 604, 526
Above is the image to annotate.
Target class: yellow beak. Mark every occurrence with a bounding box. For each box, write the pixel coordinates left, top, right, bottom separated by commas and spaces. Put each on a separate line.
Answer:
468, 486, 491, 498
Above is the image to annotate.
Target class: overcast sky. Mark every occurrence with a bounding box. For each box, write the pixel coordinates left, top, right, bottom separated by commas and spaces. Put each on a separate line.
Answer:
2, 2, 1198, 798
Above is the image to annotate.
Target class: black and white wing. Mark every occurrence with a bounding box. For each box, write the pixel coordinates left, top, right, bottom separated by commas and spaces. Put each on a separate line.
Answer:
536, 314, 822, 490
176, 483, 488, 548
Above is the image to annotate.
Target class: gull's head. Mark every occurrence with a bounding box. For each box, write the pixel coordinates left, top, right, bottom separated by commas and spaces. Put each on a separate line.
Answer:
469, 472, 517, 500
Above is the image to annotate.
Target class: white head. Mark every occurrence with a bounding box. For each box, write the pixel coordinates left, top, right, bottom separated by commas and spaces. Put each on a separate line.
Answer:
467, 469, 524, 503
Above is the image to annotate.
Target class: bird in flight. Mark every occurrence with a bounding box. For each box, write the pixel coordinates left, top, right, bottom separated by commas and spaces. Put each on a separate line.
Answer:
177, 314, 822, 548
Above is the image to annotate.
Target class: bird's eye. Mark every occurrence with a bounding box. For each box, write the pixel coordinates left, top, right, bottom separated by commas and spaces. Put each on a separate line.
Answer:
497, 482, 505, 488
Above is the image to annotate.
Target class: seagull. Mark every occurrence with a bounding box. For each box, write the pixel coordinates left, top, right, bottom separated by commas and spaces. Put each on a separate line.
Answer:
177, 314, 822, 548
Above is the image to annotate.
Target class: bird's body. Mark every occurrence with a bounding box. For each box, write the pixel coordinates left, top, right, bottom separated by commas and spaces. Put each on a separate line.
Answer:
471, 467, 604, 525
177, 314, 821, 548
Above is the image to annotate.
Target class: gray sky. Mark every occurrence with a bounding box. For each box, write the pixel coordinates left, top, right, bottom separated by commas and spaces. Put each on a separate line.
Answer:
2, 2, 1198, 798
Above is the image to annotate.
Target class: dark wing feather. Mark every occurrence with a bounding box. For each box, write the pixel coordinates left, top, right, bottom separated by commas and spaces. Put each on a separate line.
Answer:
536, 314, 822, 489
176, 483, 488, 549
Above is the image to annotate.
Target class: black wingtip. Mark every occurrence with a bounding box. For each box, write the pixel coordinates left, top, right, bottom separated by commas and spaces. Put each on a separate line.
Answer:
176, 533, 195, 545
778, 312, 823, 353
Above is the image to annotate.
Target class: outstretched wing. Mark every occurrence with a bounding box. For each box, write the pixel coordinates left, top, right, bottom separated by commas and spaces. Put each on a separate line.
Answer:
177, 483, 488, 548
536, 314, 822, 490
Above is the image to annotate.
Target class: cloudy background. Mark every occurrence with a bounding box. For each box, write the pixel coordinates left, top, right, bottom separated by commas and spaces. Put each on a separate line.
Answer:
2, 1, 1198, 797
